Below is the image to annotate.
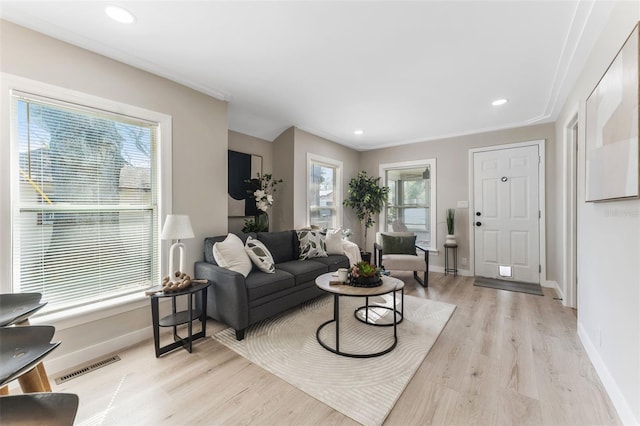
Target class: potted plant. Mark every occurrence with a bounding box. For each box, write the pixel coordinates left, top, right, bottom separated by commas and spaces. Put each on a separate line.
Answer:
446, 208, 456, 245
242, 173, 283, 232
342, 171, 390, 261
349, 260, 383, 287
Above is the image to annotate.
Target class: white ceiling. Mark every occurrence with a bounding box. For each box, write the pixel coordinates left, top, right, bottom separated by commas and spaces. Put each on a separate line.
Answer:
0, 1, 615, 150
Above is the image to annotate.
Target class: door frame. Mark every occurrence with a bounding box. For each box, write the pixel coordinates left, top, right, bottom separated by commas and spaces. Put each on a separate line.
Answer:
468, 140, 546, 283
563, 113, 579, 308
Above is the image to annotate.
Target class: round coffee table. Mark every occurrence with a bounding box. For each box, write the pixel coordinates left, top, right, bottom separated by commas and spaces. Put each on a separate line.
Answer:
315, 272, 405, 358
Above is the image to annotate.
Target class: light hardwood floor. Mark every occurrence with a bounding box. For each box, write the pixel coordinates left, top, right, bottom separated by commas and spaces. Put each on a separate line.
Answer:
51, 272, 620, 425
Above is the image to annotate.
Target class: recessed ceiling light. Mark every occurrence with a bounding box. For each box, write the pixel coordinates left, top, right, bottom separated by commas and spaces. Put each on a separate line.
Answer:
492, 98, 508, 106
105, 6, 135, 24
353, 129, 365, 135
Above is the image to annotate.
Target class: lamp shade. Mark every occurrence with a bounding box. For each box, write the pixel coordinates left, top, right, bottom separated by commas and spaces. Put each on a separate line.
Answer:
161, 214, 194, 240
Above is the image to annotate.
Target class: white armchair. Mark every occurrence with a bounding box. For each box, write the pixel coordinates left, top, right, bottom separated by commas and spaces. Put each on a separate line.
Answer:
374, 232, 429, 287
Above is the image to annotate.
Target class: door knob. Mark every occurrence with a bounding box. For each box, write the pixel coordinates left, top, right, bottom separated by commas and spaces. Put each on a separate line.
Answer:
476, 212, 481, 216
476, 221, 482, 227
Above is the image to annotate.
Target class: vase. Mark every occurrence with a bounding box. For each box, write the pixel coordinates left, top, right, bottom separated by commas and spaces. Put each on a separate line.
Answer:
256, 212, 269, 232
445, 234, 456, 245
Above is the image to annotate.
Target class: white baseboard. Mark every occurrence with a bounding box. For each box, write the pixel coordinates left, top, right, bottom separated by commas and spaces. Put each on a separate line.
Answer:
429, 265, 473, 277
45, 326, 153, 376
577, 322, 639, 426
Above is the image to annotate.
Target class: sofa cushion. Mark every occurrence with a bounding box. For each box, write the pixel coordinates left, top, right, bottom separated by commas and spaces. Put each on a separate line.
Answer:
296, 230, 327, 259
245, 236, 275, 273
257, 231, 295, 264
312, 255, 350, 272
213, 233, 253, 277
276, 260, 327, 285
245, 269, 295, 301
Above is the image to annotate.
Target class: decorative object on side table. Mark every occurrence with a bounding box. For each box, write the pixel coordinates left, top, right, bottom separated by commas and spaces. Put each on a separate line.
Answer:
242, 173, 283, 232
445, 208, 456, 245
348, 261, 383, 288
342, 171, 390, 259
161, 214, 195, 284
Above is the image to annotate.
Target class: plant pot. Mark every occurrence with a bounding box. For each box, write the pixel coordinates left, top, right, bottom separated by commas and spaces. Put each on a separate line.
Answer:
445, 234, 456, 245
360, 251, 372, 263
349, 275, 382, 288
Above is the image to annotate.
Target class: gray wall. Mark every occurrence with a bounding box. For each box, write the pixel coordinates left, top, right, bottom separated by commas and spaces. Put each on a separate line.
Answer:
359, 123, 556, 275
554, 2, 640, 423
0, 20, 228, 372
272, 127, 296, 231
292, 128, 361, 233
271, 126, 361, 233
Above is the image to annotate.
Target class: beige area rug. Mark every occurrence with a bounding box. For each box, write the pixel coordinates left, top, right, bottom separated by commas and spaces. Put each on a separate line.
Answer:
213, 293, 456, 426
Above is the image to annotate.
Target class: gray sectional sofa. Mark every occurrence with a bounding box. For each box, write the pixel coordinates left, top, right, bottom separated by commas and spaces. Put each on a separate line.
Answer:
195, 230, 350, 340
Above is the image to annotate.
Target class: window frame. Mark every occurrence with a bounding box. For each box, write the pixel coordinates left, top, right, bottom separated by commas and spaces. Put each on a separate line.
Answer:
306, 153, 343, 229
1, 73, 172, 318
379, 159, 437, 251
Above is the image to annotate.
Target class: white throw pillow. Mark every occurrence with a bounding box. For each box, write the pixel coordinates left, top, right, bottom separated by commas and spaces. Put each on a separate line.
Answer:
325, 228, 344, 255
212, 233, 252, 277
244, 236, 275, 273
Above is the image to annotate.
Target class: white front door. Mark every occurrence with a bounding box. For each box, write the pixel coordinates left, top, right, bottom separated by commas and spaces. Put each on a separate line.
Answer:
473, 145, 540, 283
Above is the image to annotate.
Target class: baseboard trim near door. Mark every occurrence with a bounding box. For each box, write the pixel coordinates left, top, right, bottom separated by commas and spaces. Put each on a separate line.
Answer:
429, 265, 473, 277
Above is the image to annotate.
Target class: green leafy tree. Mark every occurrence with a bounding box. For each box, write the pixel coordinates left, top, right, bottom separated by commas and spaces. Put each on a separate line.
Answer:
343, 171, 390, 251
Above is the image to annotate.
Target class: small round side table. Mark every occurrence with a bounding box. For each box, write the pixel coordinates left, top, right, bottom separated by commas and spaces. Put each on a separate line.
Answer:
444, 243, 458, 276
150, 281, 210, 357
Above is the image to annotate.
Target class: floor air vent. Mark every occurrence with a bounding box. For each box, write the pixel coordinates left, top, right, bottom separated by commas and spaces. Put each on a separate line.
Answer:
55, 355, 121, 384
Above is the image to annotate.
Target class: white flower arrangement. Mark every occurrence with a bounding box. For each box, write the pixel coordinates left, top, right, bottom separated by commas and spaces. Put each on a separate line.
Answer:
253, 189, 275, 212
242, 173, 283, 233
247, 173, 282, 213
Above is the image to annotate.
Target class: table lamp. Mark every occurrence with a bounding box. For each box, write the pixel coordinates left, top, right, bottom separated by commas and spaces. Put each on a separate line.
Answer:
161, 214, 195, 283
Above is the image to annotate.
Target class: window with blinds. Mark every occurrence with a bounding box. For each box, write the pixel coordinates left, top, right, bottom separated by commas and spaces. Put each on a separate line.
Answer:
12, 92, 159, 313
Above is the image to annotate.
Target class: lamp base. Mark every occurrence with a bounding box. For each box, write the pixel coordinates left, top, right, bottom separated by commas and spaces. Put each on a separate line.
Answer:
167, 242, 186, 281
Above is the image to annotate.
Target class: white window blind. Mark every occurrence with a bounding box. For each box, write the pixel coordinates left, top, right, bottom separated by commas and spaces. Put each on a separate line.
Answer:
12, 92, 159, 313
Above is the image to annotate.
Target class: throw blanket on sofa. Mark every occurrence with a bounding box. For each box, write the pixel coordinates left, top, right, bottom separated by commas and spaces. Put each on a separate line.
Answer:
341, 240, 362, 266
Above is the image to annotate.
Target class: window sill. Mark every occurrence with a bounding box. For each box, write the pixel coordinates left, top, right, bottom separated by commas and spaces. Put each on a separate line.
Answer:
30, 292, 150, 331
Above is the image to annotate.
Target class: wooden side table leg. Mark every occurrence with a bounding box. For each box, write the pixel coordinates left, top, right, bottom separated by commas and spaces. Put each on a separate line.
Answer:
18, 368, 46, 393
35, 362, 52, 391
16, 319, 53, 392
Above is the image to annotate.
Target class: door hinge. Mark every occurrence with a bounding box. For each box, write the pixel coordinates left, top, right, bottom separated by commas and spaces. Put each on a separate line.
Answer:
539, 210, 541, 218
539, 265, 542, 273
539, 155, 541, 164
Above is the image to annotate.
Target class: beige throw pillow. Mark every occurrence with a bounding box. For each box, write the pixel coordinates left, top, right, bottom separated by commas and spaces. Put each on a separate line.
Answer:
325, 228, 344, 255
212, 233, 252, 277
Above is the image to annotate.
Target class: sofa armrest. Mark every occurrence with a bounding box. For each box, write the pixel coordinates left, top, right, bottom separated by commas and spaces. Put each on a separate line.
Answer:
194, 262, 250, 332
